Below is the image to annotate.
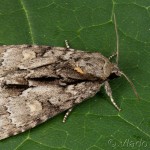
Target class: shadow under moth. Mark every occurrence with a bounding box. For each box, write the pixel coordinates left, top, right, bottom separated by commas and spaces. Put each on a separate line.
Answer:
0, 15, 138, 140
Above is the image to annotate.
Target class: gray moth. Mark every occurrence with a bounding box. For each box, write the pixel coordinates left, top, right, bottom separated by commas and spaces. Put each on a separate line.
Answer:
0, 15, 138, 140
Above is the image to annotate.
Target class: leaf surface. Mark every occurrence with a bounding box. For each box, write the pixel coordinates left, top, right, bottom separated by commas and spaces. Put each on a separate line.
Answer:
0, 0, 150, 149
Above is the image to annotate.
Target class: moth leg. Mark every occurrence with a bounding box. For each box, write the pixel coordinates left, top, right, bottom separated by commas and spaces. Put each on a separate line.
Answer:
65, 40, 70, 49
109, 52, 117, 60
63, 108, 73, 123
104, 81, 121, 111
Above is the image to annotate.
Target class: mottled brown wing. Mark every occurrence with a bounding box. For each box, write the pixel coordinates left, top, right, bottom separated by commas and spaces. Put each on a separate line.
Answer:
0, 81, 101, 140
0, 45, 102, 140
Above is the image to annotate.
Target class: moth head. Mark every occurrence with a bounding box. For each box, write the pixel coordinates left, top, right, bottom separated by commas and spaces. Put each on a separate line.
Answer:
109, 63, 139, 100
109, 64, 121, 79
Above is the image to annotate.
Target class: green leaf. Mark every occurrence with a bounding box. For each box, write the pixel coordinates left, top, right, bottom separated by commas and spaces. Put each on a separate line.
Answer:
0, 0, 150, 150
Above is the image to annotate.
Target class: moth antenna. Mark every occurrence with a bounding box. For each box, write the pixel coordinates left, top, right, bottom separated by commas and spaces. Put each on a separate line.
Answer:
119, 71, 140, 100
114, 15, 139, 100
113, 13, 119, 65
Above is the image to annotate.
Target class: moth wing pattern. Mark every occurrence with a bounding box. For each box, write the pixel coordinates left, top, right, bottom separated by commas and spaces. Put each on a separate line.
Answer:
0, 80, 101, 140
0, 45, 102, 140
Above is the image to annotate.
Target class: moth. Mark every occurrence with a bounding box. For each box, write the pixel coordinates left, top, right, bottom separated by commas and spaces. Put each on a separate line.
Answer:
0, 15, 138, 140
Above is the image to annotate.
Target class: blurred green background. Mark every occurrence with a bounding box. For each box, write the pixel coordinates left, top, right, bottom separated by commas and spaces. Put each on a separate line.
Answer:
0, 0, 150, 150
